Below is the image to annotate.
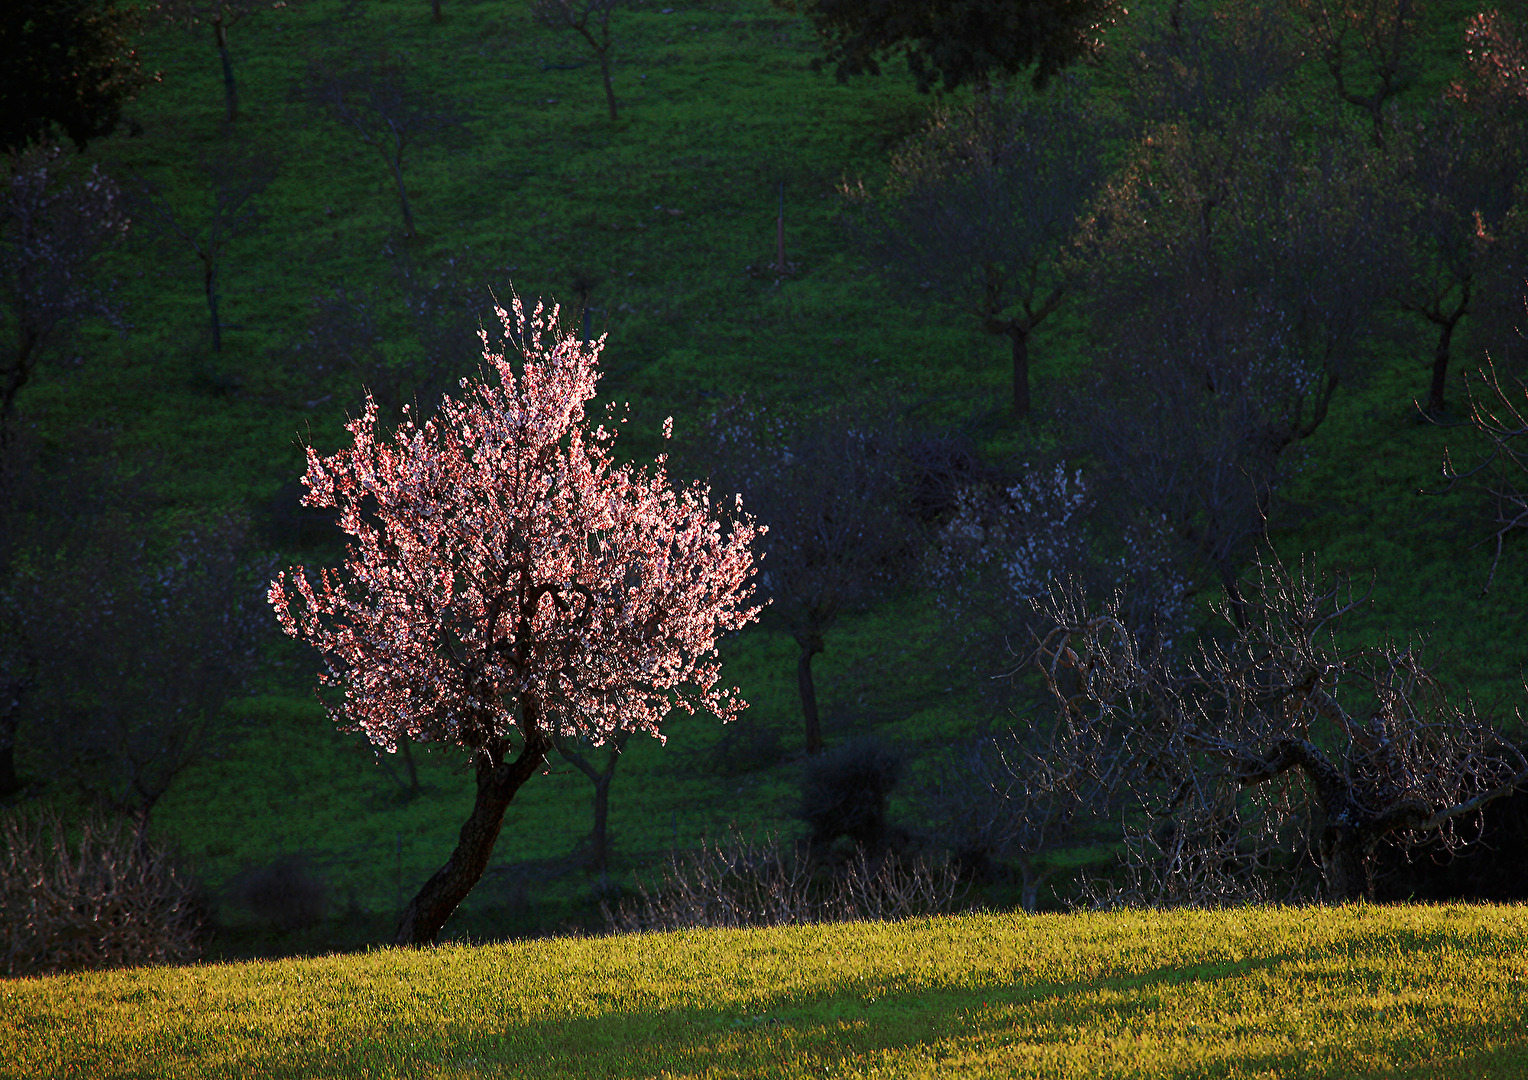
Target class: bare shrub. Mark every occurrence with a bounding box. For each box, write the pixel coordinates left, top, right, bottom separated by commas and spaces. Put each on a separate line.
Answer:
1030, 554, 1528, 905
602, 833, 967, 934
230, 855, 327, 932
0, 807, 203, 977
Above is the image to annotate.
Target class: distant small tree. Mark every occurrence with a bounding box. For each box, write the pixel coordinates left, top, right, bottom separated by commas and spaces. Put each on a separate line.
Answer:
530, 0, 623, 121
693, 399, 914, 755
269, 298, 764, 946
155, 0, 309, 123
845, 81, 1104, 415
1391, 11, 1528, 415
1123, 0, 1304, 135
1292, 0, 1424, 145
776, 0, 1117, 93
134, 141, 275, 353
17, 517, 269, 826
0, 145, 128, 437
291, 242, 489, 424
0, 0, 151, 153
552, 728, 629, 876
301, 51, 467, 238
1440, 358, 1528, 591
1076, 117, 1401, 618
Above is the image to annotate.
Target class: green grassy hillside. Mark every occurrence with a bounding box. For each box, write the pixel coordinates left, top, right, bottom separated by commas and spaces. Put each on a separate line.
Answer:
9, 0, 1528, 948
5, 906, 1527, 1079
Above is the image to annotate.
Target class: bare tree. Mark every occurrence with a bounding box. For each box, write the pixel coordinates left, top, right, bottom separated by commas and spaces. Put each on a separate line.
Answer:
0, 426, 143, 801
1291, 0, 1422, 145
531, 0, 623, 121
1031, 555, 1528, 904
551, 729, 629, 876
1390, 105, 1526, 415
289, 242, 489, 424
301, 51, 467, 239
844, 79, 1104, 415
134, 142, 275, 353
15, 516, 271, 827
1075, 116, 1401, 620
1440, 359, 1528, 592
0, 144, 127, 436
692, 398, 916, 755
155, 0, 311, 123
1389, 14, 1528, 415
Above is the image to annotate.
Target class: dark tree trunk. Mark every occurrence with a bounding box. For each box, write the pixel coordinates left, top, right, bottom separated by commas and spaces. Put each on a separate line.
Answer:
590, 773, 612, 874
431, 0, 442, 22
795, 632, 825, 755
3, 331, 38, 423
598, 52, 617, 121
214, 23, 237, 123
553, 731, 627, 875
1318, 818, 1374, 902
1009, 326, 1031, 416
0, 745, 17, 800
394, 726, 548, 946
202, 257, 222, 353
398, 735, 421, 797
1426, 295, 1469, 416
389, 157, 416, 238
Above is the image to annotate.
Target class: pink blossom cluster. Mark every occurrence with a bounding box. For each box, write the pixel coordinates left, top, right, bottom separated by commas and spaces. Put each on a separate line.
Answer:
270, 298, 764, 754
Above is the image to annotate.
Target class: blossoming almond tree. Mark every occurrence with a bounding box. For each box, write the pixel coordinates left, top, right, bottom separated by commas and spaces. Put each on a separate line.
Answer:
269, 298, 763, 946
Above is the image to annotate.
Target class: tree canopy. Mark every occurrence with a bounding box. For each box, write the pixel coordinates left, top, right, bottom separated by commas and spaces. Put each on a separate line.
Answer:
779, 0, 1118, 92
0, 0, 149, 153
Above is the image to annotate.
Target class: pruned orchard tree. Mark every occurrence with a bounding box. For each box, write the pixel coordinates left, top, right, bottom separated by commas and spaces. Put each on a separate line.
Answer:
0, 144, 128, 440
1292, 0, 1423, 146
301, 51, 467, 239
1440, 359, 1528, 591
776, 0, 1117, 92
1390, 11, 1528, 416
1031, 555, 1528, 904
134, 141, 275, 353
530, 0, 623, 121
692, 398, 914, 755
1074, 114, 1402, 622
155, 0, 310, 123
844, 80, 1105, 415
291, 241, 491, 426
269, 298, 764, 946
551, 728, 629, 876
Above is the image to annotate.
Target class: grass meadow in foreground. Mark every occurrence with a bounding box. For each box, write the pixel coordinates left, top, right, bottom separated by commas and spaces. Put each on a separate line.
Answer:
4, 905, 1527, 1079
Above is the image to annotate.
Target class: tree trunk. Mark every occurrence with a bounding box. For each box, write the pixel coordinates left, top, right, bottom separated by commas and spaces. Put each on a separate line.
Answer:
202, 257, 222, 353
1426, 293, 1469, 416
398, 735, 421, 797
590, 773, 612, 874
431, 0, 442, 22
1009, 326, 1031, 416
796, 632, 825, 755
3, 331, 38, 423
598, 51, 617, 121
0, 745, 17, 800
1018, 862, 1044, 913
215, 23, 237, 123
389, 156, 416, 238
394, 728, 548, 945
1318, 817, 1373, 902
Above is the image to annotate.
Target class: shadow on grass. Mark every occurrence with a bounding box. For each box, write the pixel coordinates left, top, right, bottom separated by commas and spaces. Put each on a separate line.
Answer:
182, 952, 1527, 1080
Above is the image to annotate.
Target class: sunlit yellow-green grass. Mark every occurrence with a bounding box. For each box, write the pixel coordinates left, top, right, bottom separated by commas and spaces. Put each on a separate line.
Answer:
5, 905, 1527, 1079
